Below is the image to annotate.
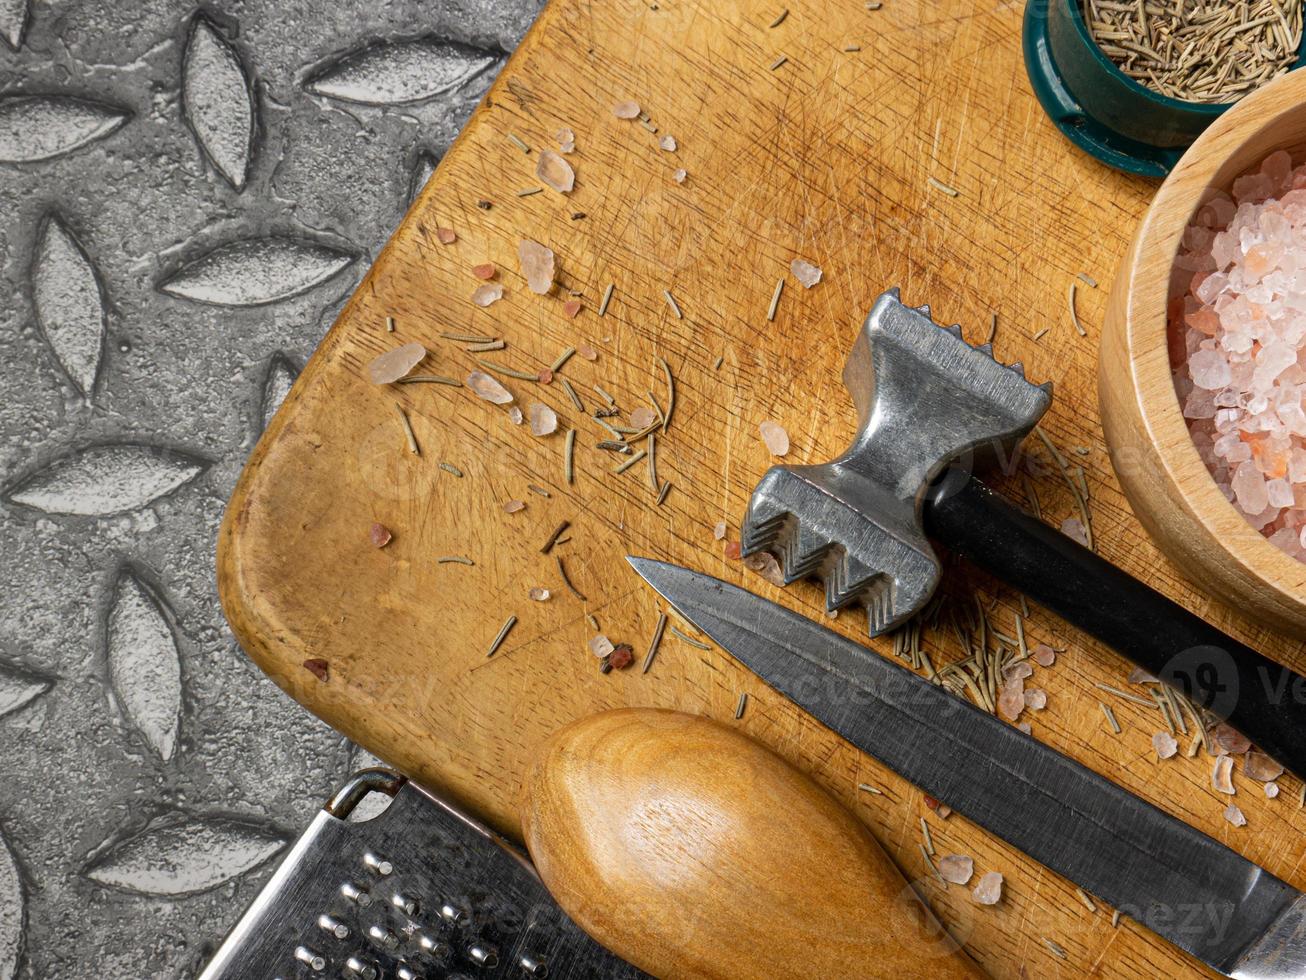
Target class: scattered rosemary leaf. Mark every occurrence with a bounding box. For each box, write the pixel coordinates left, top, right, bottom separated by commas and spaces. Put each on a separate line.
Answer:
477, 359, 537, 382
1112, 909, 1121, 928
713, 354, 724, 370
1075, 888, 1097, 913
556, 554, 587, 600
769, 7, 788, 26
527, 484, 551, 497
767, 277, 784, 321
506, 131, 531, 153
656, 481, 671, 505
437, 555, 474, 565
663, 289, 682, 318
1077, 272, 1097, 288
920, 817, 935, 856
987, 312, 998, 344
561, 377, 585, 412
735, 692, 748, 719
866, 1, 882, 7
385, 314, 395, 333
599, 283, 615, 316
769, 54, 788, 70
1069, 280, 1086, 337
485, 615, 517, 659
564, 428, 576, 484
541, 521, 570, 554
396, 405, 419, 455
439, 462, 463, 477
843, 44, 861, 51
643, 612, 668, 674
857, 782, 883, 795
1100, 701, 1121, 734
927, 176, 959, 197
647, 432, 659, 490
516, 186, 543, 197
613, 449, 647, 474
659, 356, 675, 432
671, 625, 711, 650
1041, 938, 1067, 960
442, 331, 495, 343
466, 339, 505, 352
586, 614, 599, 630
594, 383, 616, 407
398, 374, 461, 386
551, 347, 577, 372
1032, 326, 1050, 342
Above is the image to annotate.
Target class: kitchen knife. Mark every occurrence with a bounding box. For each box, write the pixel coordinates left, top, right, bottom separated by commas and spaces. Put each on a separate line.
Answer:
629, 557, 1306, 979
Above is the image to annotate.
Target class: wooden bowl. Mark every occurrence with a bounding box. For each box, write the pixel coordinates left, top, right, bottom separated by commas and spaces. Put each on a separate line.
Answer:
1101, 68, 1306, 638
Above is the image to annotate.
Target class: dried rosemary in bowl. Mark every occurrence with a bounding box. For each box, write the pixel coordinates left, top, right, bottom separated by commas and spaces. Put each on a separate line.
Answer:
1081, 0, 1303, 104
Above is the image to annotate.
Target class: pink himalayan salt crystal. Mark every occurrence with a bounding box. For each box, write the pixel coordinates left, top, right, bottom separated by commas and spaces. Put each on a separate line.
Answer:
742, 550, 786, 586
529, 587, 550, 602
556, 127, 575, 153
791, 258, 823, 288
504, 499, 526, 513
536, 149, 575, 193
589, 634, 615, 658
436, 227, 457, 244
673, 168, 687, 184
1032, 643, 1056, 667
1212, 755, 1236, 795
466, 370, 513, 404
1023, 688, 1047, 711
712, 520, 727, 540
472, 262, 496, 280
1002, 662, 1033, 683
472, 282, 504, 307
1175, 152, 1306, 562
759, 420, 790, 456
518, 239, 556, 294
1153, 731, 1178, 760
367, 342, 426, 384
972, 871, 1003, 906
997, 677, 1025, 722
1266, 782, 1281, 799
528, 402, 558, 436
1244, 751, 1284, 782
658, 134, 677, 152
1224, 804, 1247, 827
1060, 517, 1089, 547
612, 100, 640, 119
563, 299, 582, 318
369, 522, 392, 548
577, 343, 598, 360
937, 854, 973, 885
630, 406, 657, 429
508, 406, 524, 425
1211, 723, 1251, 755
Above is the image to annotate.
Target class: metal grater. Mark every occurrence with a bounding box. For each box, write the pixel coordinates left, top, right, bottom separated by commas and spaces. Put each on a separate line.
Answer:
199, 768, 646, 979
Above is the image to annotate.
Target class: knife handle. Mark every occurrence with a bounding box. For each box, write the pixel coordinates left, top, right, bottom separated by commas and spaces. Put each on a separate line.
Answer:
519, 708, 983, 980
924, 472, 1306, 779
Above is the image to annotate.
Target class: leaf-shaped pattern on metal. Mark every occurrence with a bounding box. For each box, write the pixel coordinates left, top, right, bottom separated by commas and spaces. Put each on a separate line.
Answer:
105, 566, 183, 761
3, 443, 209, 517
157, 236, 354, 306
303, 37, 500, 105
0, 95, 129, 163
30, 213, 107, 398
182, 14, 256, 189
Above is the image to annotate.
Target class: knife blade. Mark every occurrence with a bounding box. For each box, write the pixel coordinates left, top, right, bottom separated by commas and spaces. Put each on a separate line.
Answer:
628, 557, 1306, 979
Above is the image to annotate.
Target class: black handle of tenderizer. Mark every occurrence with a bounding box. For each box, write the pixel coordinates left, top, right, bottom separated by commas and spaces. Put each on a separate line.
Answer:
924, 472, 1306, 780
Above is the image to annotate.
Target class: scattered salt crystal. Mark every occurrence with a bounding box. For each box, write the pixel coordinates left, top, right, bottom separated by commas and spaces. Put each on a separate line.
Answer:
467, 370, 513, 404
537, 368, 554, 384
759, 420, 790, 456
724, 541, 742, 560
556, 127, 575, 153
791, 258, 822, 288
1212, 755, 1236, 795
472, 283, 504, 307
1002, 662, 1033, 682
577, 344, 598, 360
1032, 643, 1056, 667
712, 520, 727, 540
673, 168, 687, 183
630, 406, 657, 429
369, 522, 392, 548
472, 262, 496, 280
589, 635, 615, 658
436, 227, 457, 244
508, 406, 523, 424
1212, 723, 1250, 755
529, 587, 550, 601
367, 342, 426, 384
563, 299, 582, 318
612, 100, 640, 119
1153, 732, 1178, 760
1024, 688, 1047, 710
1016, 721, 1032, 735
997, 677, 1025, 721
937, 854, 973, 885
529, 402, 558, 436
742, 551, 786, 586
518, 239, 556, 294
1244, 751, 1285, 782
504, 499, 526, 513
658, 134, 677, 152
536, 149, 575, 193
609, 644, 634, 670
1060, 517, 1090, 547
972, 871, 1003, 906
1224, 804, 1247, 827
1266, 782, 1281, 799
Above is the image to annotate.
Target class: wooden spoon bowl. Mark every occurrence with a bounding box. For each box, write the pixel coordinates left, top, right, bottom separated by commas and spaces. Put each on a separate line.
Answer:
1100, 67, 1306, 637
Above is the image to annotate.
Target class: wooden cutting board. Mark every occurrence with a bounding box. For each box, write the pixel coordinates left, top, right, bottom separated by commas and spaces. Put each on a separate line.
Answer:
217, 1, 1306, 976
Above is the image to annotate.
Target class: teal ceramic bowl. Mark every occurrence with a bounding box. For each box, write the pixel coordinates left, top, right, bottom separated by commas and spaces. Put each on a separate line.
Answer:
1023, 0, 1306, 177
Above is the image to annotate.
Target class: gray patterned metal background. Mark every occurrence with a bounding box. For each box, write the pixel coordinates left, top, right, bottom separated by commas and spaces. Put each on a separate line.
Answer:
0, 1, 539, 975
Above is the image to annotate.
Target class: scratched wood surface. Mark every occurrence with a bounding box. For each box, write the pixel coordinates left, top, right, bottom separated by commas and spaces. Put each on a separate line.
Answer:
217, 1, 1306, 977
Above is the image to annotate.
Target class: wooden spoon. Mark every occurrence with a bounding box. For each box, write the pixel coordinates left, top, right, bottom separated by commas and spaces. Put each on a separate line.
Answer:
520, 708, 983, 979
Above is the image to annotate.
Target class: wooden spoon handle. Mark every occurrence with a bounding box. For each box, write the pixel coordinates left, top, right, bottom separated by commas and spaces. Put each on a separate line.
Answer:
519, 708, 983, 979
